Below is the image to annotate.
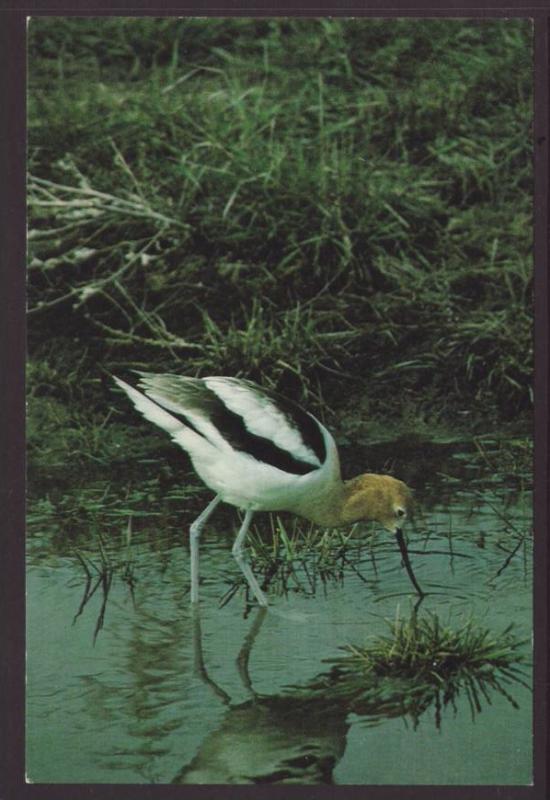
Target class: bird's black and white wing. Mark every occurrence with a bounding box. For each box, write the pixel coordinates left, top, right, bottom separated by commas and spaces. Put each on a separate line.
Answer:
115, 373, 341, 511
206, 376, 328, 474
122, 373, 329, 474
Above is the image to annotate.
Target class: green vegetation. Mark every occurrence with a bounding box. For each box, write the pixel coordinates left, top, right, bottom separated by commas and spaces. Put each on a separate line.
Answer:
222, 515, 358, 604
333, 610, 527, 682
72, 524, 138, 643
27, 18, 533, 467
294, 609, 530, 728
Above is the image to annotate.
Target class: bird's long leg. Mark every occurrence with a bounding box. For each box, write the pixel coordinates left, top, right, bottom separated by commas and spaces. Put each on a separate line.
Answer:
190, 495, 222, 604
232, 510, 269, 608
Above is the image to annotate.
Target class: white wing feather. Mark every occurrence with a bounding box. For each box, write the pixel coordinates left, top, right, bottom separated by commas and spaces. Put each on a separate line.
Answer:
204, 377, 322, 467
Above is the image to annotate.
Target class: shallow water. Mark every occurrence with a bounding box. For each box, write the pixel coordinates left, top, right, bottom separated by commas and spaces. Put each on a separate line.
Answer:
26, 436, 532, 785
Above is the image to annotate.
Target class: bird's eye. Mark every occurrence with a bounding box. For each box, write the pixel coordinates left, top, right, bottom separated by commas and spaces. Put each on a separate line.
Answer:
396, 508, 406, 518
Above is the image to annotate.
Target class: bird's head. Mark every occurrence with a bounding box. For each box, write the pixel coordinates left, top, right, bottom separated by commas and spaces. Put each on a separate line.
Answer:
342, 473, 413, 533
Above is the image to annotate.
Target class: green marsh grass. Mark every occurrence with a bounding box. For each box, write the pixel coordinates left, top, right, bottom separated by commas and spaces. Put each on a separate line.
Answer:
27, 17, 533, 452
294, 609, 530, 728
334, 609, 528, 682
71, 522, 138, 643
223, 515, 395, 604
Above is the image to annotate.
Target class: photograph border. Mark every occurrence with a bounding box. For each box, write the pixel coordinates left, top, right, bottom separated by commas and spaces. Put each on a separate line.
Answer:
2, 3, 548, 799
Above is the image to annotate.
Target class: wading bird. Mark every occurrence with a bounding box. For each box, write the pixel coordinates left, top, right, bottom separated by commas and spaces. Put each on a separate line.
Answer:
114, 373, 423, 606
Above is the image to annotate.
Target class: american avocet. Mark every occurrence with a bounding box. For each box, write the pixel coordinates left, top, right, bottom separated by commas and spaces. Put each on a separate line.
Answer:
114, 373, 422, 606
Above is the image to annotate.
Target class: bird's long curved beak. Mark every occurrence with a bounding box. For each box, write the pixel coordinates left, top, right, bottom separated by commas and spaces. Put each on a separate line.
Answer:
395, 528, 425, 597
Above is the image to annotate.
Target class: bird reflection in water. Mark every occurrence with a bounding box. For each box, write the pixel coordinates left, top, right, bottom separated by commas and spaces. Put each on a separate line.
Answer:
175, 607, 349, 785
173, 605, 528, 785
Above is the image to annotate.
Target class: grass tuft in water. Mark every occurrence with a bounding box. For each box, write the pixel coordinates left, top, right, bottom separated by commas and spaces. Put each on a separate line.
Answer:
290, 609, 530, 729
333, 609, 529, 684
72, 522, 137, 642
221, 516, 362, 603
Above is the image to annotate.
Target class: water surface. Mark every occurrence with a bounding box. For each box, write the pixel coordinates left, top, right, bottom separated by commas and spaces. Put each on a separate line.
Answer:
26, 436, 532, 784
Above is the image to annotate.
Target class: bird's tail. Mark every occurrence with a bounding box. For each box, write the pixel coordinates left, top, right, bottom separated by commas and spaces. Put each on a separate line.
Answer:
113, 376, 184, 436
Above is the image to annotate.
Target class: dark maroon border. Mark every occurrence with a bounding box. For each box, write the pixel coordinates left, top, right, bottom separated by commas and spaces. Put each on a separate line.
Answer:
1, 4, 548, 800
